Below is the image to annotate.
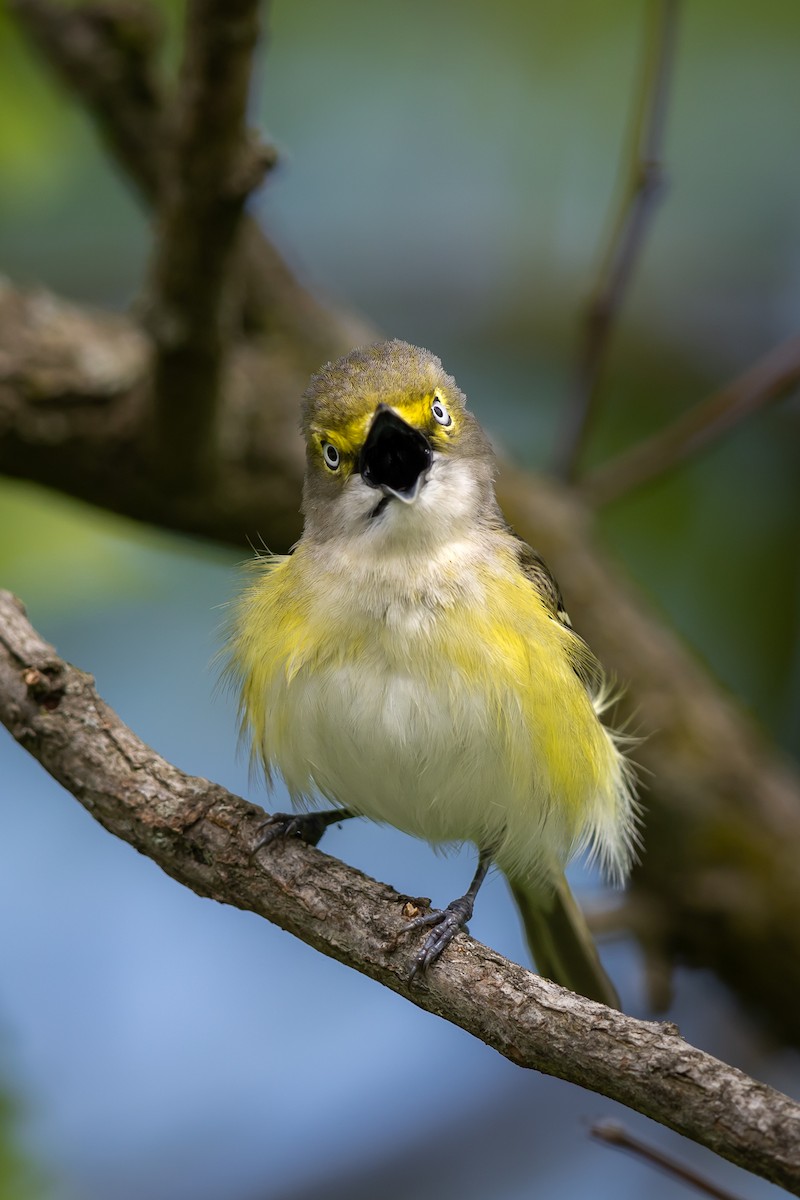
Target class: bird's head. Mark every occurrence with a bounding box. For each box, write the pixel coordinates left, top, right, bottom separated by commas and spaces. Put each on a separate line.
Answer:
300, 340, 497, 548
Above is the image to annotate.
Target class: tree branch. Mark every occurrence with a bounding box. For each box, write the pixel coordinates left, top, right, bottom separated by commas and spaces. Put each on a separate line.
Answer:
581, 330, 800, 506
146, 0, 272, 485
1, 588, 799, 1196
0, 281, 309, 544
554, 0, 679, 479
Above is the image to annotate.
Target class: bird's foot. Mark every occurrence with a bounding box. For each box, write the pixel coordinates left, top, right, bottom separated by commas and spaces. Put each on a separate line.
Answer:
251, 809, 351, 854
403, 894, 475, 981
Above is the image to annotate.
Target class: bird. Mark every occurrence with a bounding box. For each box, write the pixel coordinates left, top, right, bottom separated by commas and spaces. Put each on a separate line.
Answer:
225, 339, 638, 1007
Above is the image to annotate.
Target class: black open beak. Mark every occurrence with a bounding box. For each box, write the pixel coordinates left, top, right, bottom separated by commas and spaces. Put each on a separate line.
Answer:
359, 405, 433, 503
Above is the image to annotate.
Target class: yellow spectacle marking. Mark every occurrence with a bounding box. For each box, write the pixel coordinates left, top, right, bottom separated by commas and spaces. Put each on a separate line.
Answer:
314, 392, 457, 458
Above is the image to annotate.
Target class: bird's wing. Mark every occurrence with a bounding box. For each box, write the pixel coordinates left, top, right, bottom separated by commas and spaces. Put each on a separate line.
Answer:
509, 532, 605, 701
511, 537, 573, 627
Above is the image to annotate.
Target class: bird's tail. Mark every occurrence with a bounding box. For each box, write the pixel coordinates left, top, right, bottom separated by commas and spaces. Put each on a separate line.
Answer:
509, 873, 620, 1009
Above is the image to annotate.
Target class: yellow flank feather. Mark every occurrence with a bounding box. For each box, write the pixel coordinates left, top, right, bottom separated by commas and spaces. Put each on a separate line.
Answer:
226, 339, 639, 1001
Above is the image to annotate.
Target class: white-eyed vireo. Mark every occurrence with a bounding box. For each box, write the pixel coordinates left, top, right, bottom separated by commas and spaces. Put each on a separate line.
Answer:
227, 340, 638, 1007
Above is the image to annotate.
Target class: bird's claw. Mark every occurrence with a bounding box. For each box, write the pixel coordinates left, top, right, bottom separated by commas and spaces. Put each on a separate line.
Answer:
251, 811, 332, 855
404, 896, 473, 981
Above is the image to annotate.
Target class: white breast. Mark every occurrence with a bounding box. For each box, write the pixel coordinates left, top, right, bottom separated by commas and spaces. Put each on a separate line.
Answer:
274, 650, 514, 849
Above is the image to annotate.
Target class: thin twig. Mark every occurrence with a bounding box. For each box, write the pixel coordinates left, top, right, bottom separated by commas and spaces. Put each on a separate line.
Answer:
581, 330, 800, 506
1, 590, 799, 1195
592, 1121, 745, 1200
555, 0, 679, 480
147, 0, 273, 486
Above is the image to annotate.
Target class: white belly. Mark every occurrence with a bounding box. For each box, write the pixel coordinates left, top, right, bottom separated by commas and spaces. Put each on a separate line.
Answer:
282, 662, 491, 834
268, 649, 576, 886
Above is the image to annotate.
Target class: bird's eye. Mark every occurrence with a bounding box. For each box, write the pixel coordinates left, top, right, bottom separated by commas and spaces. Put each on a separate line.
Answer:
322, 441, 341, 470
431, 395, 452, 427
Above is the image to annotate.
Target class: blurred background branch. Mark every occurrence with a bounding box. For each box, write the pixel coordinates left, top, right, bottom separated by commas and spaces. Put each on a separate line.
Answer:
555, 0, 679, 479
146, 0, 272, 485
10, 0, 371, 353
581, 329, 800, 506
591, 1121, 744, 1200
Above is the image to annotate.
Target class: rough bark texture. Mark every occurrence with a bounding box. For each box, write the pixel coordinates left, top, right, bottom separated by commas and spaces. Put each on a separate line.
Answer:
1, 588, 799, 1195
